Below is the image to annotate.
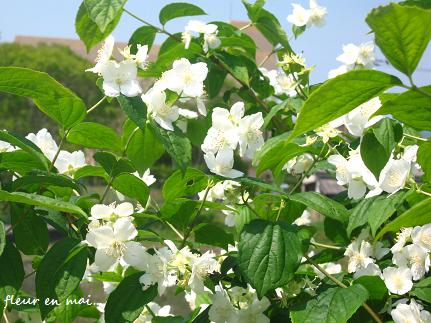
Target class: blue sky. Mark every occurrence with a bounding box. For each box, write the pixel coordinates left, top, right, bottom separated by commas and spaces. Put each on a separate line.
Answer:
1, 0, 430, 83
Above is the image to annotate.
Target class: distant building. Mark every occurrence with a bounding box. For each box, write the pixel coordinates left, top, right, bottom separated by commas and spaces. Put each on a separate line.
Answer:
14, 21, 276, 69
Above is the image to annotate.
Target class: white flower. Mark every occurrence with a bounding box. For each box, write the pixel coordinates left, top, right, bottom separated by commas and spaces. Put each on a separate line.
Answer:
161, 58, 208, 97
134, 302, 171, 323
133, 169, 156, 186
86, 35, 115, 74
337, 42, 375, 68
199, 180, 241, 202
183, 20, 220, 53
412, 224, 431, 252
204, 149, 243, 178
100, 60, 141, 97
330, 97, 383, 137
134, 44, 149, 69
260, 68, 297, 96
85, 217, 138, 271
26, 128, 58, 158
188, 251, 219, 293
142, 88, 179, 131
201, 127, 239, 155
391, 299, 431, 323
212, 101, 245, 129
368, 158, 411, 196
345, 239, 375, 273
308, 0, 327, 27
237, 112, 264, 159
55, 150, 86, 175
328, 152, 377, 199
283, 153, 314, 175
287, 0, 326, 28
209, 291, 239, 323
223, 210, 237, 227
315, 124, 340, 143
393, 244, 430, 280
353, 263, 382, 279
391, 227, 413, 253
314, 262, 342, 279
139, 247, 178, 296
293, 210, 312, 226
328, 65, 350, 79
90, 202, 134, 221
0, 140, 15, 152
383, 267, 413, 295
287, 3, 311, 27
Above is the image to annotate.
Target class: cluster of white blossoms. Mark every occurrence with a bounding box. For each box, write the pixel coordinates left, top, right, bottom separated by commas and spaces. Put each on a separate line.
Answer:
87, 35, 147, 97
383, 224, 431, 294
259, 67, 298, 97
391, 299, 431, 323
26, 128, 86, 176
287, 0, 327, 28
328, 41, 375, 78
96, 301, 172, 323
344, 228, 389, 277
209, 285, 271, 323
201, 101, 264, 178
182, 20, 221, 53
142, 58, 208, 131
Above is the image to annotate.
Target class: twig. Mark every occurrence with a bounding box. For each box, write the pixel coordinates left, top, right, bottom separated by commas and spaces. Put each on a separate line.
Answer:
403, 133, 427, 142
310, 239, 344, 250
87, 96, 107, 114
180, 183, 212, 248
304, 255, 383, 323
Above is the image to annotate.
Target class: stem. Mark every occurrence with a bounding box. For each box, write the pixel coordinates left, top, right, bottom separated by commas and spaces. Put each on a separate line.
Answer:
3, 312, 10, 323
412, 86, 431, 98
258, 49, 277, 68
24, 270, 36, 280
48, 130, 69, 173
275, 199, 285, 221
100, 177, 114, 203
310, 239, 344, 250
305, 255, 383, 323
417, 189, 431, 197
403, 133, 427, 142
87, 96, 107, 114
145, 304, 157, 318
180, 183, 212, 248
123, 127, 140, 157
239, 22, 253, 31
164, 221, 184, 240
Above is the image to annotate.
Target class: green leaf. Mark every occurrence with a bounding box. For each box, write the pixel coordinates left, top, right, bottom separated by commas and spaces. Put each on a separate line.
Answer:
11, 205, 49, 256
290, 285, 369, 323
0, 241, 25, 306
410, 276, 431, 303
117, 96, 147, 131
67, 122, 122, 152
128, 26, 158, 53
112, 173, 150, 207
376, 197, 431, 239
75, 2, 122, 51
376, 86, 431, 131
159, 2, 206, 25
373, 119, 403, 156
0, 150, 46, 174
290, 192, 349, 223
74, 165, 107, 180
253, 133, 310, 176
12, 174, 81, 192
360, 131, 388, 179
36, 238, 87, 318
94, 151, 135, 178
354, 276, 387, 300
215, 52, 250, 86
0, 221, 4, 256
243, 0, 292, 51
0, 130, 50, 170
105, 273, 157, 323
238, 219, 303, 297
0, 67, 86, 129
366, 3, 431, 76
124, 121, 164, 172
162, 168, 208, 201
367, 191, 407, 236
418, 141, 431, 182
149, 123, 192, 171
204, 62, 227, 99
290, 70, 402, 139
84, 0, 126, 32
0, 190, 87, 219
193, 223, 234, 249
